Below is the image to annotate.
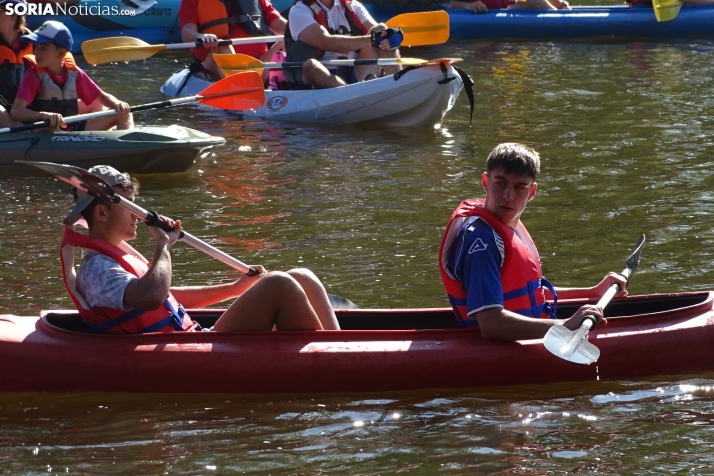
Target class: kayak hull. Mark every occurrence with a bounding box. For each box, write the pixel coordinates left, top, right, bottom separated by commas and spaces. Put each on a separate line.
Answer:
161, 64, 464, 127
0, 126, 225, 173
26, 0, 182, 54
369, 5, 714, 40
2, 292, 714, 393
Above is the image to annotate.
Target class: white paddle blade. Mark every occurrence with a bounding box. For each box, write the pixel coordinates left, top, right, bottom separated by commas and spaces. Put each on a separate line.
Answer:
544, 325, 600, 365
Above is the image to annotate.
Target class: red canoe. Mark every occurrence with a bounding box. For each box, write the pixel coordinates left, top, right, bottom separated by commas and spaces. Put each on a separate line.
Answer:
1, 291, 713, 393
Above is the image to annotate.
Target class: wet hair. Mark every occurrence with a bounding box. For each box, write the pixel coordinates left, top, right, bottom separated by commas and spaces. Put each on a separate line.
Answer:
485, 143, 540, 180
80, 177, 141, 227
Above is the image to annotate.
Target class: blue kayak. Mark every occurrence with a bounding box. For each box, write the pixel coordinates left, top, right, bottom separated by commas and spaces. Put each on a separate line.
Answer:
370, 5, 714, 40
26, 0, 182, 53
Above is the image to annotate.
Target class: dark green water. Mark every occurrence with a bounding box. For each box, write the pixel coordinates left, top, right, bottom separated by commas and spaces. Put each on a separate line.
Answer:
2, 34, 714, 474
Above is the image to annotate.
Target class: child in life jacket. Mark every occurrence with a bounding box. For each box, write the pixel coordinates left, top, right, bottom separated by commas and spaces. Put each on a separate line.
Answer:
10, 21, 133, 131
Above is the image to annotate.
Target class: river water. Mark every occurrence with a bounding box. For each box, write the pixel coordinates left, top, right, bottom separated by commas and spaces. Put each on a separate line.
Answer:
1, 25, 714, 474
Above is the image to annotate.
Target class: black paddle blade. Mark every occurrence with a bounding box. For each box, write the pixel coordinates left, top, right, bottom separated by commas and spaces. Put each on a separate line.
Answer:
623, 234, 646, 280
17, 161, 117, 201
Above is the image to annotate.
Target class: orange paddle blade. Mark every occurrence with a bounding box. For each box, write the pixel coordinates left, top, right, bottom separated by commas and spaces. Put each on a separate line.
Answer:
387, 11, 450, 46
198, 72, 265, 110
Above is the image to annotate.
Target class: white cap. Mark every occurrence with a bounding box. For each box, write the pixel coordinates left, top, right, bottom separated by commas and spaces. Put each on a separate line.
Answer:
63, 165, 130, 225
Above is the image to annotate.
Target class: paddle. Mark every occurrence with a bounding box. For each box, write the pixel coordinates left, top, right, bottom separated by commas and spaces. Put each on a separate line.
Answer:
385, 11, 450, 46
19, 161, 357, 309
82, 35, 283, 65
543, 234, 646, 365
652, 0, 683, 21
213, 53, 460, 76
81, 10, 449, 65
0, 72, 265, 135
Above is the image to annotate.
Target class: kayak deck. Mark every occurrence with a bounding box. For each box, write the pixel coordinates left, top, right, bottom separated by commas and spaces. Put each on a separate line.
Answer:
1, 126, 226, 173
42, 291, 713, 332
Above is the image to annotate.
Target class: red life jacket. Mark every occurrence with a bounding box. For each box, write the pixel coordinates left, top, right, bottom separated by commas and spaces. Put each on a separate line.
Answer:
59, 226, 196, 334
284, 0, 367, 62
438, 199, 557, 328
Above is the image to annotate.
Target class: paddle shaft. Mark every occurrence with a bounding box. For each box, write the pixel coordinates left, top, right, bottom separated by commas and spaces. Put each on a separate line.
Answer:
0, 87, 260, 135
111, 194, 259, 277
243, 58, 419, 70
172, 35, 283, 50
578, 252, 639, 331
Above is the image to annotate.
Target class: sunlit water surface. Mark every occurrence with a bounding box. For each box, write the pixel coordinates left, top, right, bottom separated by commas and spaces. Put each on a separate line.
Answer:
1, 26, 714, 474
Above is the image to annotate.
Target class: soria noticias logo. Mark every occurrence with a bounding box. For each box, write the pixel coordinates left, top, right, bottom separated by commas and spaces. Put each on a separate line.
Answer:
4, 2, 137, 16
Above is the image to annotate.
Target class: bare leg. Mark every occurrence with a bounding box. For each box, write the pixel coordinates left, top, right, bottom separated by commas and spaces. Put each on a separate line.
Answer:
84, 111, 134, 131
303, 59, 346, 89
286, 268, 340, 330
202, 45, 235, 80
0, 106, 19, 128
354, 46, 401, 80
213, 271, 325, 331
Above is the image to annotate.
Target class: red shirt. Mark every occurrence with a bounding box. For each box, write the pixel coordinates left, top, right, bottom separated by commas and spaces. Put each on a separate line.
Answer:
178, 0, 282, 61
16, 62, 102, 107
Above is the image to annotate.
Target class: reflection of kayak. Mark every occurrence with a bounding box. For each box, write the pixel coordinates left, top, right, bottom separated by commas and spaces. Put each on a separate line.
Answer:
2, 292, 714, 393
369, 6, 714, 40
161, 62, 466, 127
26, 0, 182, 53
1, 126, 225, 174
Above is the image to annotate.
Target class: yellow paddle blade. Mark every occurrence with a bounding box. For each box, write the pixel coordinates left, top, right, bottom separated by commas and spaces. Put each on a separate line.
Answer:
81, 37, 167, 65
214, 53, 266, 75
652, 0, 682, 21
386, 10, 450, 47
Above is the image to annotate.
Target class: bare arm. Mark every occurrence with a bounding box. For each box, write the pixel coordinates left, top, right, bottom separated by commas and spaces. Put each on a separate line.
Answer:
181, 22, 202, 43
550, 272, 628, 300
10, 98, 64, 127
170, 266, 265, 308
475, 304, 605, 341
123, 236, 173, 310
268, 16, 287, 36
297, 23, 371, 53
96, 91, 131, 115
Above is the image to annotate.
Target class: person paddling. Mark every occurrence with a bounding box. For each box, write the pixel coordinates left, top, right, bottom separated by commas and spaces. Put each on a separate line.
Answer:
10, 21, 133, 131
61, 165, 340, 333
438, 142, 628, 341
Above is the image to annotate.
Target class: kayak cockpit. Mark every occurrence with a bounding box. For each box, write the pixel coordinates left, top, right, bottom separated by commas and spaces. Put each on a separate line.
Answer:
39, 292, 714, 335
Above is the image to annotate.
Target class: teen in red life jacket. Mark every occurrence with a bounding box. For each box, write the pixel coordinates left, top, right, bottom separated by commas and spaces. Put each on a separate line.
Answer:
62, 165, 341, 334
438, 143, 628, 341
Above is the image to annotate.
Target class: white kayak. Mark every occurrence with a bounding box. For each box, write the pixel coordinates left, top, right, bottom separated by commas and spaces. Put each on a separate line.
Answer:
161, 62, 468, 128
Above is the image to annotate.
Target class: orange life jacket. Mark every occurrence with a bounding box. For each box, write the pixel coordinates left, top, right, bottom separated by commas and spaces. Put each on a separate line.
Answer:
438, 199, 557, 327
0, 37, 32, 107
60, 226, 196, 334
197, 0, 270, 37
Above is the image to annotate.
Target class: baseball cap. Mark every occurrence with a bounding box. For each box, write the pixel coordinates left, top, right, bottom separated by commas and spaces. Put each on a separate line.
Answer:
21, 20, 73, 52
63, 165, 131, 226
